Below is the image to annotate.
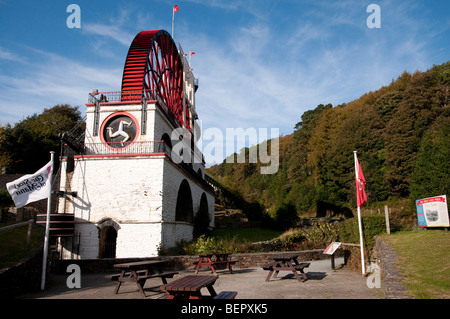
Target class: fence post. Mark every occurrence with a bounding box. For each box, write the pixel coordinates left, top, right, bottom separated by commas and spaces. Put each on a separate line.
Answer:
0, 219, 34, 244
26, 220, 33, 245
384, 205, 391, 235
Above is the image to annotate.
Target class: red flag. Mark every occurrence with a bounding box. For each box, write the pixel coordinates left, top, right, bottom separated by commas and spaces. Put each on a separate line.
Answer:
173, 5, 179, 13
190, 51, 195, 56
355, 154, 367, 207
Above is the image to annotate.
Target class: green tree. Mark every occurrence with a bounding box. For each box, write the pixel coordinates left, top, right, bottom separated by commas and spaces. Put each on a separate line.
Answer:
272, 202, 299, 230
206, 61, 450, 219
0, 104, 84, 173
409, 117, 450, 200
384, 69, 446, 196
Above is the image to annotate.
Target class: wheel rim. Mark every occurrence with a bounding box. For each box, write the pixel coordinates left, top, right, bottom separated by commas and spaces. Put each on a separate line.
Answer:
121, 30, 184, 127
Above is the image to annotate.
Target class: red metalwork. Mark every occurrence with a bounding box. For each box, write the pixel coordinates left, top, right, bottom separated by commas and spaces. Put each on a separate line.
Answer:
121, 30, 184, 128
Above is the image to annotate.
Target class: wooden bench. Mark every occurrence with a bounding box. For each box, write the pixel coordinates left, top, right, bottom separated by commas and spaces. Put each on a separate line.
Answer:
262, 256, 310, 283
212, 260, 237, 269
161, 275, 219, 299
213, 291, 238, 299
262, 262, 277, 270
263, 262, 310, 271
111, 260, 177, 297
109, 271, 178, 282
194, 254, 237, 275
108, 270, 146, 281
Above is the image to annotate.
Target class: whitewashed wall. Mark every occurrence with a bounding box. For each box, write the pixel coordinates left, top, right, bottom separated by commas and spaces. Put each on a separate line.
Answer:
59, 154, 214, 259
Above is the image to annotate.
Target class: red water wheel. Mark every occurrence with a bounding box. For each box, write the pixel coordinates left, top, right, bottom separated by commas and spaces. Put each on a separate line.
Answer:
121, 30, 184, 127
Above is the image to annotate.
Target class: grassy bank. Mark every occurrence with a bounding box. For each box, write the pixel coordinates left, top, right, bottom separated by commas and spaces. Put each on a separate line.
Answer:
0, 222, 44, 269
381, 229, 450, 299
211, 227, 284, 243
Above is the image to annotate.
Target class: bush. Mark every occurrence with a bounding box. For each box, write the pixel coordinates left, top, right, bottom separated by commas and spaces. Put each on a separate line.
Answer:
272, 202, 300, 230
270, 221, 340, 251
338, 215, 386, 248
183, 235, 251, 255
243, 201, 265, 221
0, 189, 13, 223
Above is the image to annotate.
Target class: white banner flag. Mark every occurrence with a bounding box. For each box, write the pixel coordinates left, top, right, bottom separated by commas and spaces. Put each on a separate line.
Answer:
6, 161, 53, 208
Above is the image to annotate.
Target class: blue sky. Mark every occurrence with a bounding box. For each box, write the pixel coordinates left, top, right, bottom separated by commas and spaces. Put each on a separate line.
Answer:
0, 0, 449, 164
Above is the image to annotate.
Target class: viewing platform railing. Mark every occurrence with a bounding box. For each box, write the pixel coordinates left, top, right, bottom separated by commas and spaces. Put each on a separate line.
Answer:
82, 141, 166, 156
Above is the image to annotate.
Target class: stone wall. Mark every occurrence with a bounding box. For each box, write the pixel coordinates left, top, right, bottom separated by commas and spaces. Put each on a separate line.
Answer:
0, 245, 44, 298
53, 248, 347, 274
374, 237, 413, 299
60, 153, 214, 259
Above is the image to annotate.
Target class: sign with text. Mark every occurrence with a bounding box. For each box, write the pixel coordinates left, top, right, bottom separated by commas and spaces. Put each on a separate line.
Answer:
323, 242, 341, 255
416, 195, 449, 228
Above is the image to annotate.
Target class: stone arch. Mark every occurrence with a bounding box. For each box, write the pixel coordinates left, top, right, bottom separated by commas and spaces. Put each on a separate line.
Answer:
175, 179, 193, 223
98, 218, 120, 258
199, 192, 208, 215
193, 193, 210, 237
161, 133, 172, 153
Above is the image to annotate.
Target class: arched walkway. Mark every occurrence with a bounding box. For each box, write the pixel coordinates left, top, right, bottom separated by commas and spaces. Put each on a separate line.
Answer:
175, 179, 193, 223
193, 192, 210, 237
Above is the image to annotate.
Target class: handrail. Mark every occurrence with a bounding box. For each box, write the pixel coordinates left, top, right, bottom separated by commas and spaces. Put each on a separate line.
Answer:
88, 90, 155, 103
81, 140, 166, 156
0, 219, 33, 245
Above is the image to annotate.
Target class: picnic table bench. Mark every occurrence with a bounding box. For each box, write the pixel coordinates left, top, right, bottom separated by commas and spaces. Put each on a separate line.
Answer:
263, 253, 310, 283
194, 253, 237, 275
161, 275, 237, 299
109, 260, 178, 297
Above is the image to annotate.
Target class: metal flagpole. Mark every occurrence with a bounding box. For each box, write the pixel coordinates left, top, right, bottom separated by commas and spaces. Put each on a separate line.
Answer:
40, 151, 54, 290
172, 5, 179, 39
357, 206, 365, 275
354, 151, 366, 275
172, 9, 174, 38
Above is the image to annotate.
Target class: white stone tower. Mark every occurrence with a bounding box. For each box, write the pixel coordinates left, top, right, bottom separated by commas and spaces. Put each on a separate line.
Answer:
58, 30, 214, 259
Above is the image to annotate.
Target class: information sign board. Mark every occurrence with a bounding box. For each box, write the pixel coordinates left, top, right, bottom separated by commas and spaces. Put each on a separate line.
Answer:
416, 195, 449, 228
323, 242, 341, 255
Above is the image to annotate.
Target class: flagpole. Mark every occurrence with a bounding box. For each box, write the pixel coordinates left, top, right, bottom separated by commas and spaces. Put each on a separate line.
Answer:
354, 151, 366, 275
40, 151, 54, 290
172, 9, 174, 39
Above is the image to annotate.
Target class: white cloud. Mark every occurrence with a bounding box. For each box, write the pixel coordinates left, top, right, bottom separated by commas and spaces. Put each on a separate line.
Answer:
178, 0, 442, 156
0, 48, 122, 125
83, 23, 134, 46
0, 47, 27, 63
1, 0, 444, 161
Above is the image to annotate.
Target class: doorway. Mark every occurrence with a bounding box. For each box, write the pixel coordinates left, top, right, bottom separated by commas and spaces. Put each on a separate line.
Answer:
99, 226, 117, 258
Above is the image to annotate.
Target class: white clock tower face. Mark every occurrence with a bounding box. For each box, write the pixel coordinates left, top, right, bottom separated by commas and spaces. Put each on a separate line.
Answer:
101, 113, 138, 148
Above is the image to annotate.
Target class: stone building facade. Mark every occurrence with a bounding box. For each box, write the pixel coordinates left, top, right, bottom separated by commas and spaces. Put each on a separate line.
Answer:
57, 31, 214, 259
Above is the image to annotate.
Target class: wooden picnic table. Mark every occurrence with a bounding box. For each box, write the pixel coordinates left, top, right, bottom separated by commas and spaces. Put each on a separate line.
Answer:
161, 275, 218, 299
263, 253, 310, 283
194, 252, 237, 275
111, 260, 178, 297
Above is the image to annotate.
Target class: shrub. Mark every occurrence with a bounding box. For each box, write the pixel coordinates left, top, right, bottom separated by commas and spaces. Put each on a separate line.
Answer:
338, 215, 386, 249
272, 202, 300, 230
183, 235, 250, 255
271, 221, 340, 251
0, 189, 12, 208
243, 201, 265, 221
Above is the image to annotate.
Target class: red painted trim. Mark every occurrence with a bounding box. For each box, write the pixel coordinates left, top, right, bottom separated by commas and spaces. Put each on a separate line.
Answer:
74, 153, 166, 159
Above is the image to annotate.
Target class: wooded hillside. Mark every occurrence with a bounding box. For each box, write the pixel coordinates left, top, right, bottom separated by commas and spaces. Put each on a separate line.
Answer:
207, 61, 450, 217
